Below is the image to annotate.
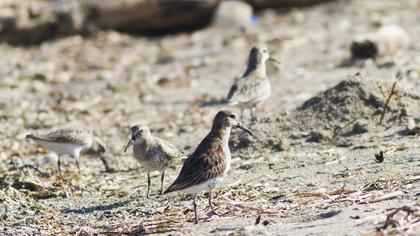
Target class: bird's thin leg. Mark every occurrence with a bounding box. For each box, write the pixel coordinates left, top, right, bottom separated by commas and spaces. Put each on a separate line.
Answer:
251, 107, 257, 122
193, 194, 198, 224
147, 173, 151, 198
57, 155, 62, 175
75, 153, 81, 175
208, 190, 217, 215
160, 170, 165, 195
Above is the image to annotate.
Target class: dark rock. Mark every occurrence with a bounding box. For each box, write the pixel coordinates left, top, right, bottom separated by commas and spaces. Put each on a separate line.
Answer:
306, 130, 331, 143
267, 138, 290, 151
344, 121, 368, 136
318, 210, 341, 219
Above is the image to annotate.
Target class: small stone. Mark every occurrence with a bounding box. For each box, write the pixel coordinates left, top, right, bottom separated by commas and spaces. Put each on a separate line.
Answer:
406, 117, 416, 131
405, 117, 420, 135
347, 121, 369, 135
267, 138, 289, 151
306, 130, 331, 143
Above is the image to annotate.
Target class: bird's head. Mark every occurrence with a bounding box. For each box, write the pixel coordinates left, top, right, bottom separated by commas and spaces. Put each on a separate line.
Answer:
123, 125, 151, 153
249, 46, 280, 65
213, 110, 255, 137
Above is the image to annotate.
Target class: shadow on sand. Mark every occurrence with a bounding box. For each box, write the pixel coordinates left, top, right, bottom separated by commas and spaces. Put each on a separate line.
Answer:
61, 199, 132, 214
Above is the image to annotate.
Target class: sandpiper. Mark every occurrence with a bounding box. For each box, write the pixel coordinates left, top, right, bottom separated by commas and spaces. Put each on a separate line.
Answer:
123, 125, 184, 198
164, 110, 255, 224
226, 46, 280, 121
26, 126, 113, 174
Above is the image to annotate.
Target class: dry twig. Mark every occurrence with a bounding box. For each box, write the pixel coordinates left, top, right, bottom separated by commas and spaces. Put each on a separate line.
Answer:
378, 81, 398, 125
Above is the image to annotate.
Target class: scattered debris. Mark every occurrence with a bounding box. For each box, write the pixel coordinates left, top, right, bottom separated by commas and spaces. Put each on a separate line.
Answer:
255, 214, 261, 225
370, 191, 403, 203
371, 205, 420, 235
374, 151, 384, 163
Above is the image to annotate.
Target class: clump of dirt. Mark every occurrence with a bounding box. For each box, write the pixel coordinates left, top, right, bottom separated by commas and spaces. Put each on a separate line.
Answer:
232, 75, 419, 154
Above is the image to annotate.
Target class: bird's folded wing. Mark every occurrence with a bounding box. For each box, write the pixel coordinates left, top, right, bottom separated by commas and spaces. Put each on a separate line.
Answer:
165, 147, 226, 192
156, 137, 183, 160
30, 128, 91, 145
230, 77, 269, 103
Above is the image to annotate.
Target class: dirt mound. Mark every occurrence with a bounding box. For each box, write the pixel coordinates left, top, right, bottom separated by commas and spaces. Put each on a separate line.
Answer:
231, 76, 419, 155
295, 76, 387, 131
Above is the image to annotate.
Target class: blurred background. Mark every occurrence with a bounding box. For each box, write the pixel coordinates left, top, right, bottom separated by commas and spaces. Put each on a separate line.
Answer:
1, 0, 420, 235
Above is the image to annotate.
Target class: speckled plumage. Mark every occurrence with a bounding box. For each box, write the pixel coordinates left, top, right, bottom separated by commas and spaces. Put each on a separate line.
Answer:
124, 125, 183, 198
165, 110, 254, 224
26, 125, 112, 174
227, 46, 278, 120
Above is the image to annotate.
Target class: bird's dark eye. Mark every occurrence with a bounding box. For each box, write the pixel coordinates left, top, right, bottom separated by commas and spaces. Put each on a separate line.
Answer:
229, 114, 236, 119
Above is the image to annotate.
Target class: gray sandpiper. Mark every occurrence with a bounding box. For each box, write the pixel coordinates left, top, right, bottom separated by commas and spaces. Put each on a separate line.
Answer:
123, 125, 184, 198
226, 46, 280, 120
26, 125, 113, 174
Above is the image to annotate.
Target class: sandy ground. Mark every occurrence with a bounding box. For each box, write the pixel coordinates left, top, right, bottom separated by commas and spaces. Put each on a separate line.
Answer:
0, 0, 419, 235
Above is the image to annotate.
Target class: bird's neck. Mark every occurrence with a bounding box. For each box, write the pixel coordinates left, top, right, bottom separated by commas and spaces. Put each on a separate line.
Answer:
243, 60, 267, 78
209, 124, 231, 150
135, 135, 155, 148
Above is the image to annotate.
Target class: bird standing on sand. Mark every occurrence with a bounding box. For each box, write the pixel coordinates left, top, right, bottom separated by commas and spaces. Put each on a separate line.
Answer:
164, 110, 255, 224
26, 126, 113, 174
123, 125, 183, 198
226, 46, 280, 121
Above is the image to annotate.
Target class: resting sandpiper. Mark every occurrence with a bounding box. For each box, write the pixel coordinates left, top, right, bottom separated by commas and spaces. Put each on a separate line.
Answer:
164, 110, 255, 224
226, 46, 280, 120
123, 125, 184, 198
26, 126, 113, 174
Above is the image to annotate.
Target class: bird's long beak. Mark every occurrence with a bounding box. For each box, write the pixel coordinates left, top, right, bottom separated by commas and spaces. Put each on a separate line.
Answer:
123, 137, 134, 153
236, 123, 256, 138
268, 58, 281, 64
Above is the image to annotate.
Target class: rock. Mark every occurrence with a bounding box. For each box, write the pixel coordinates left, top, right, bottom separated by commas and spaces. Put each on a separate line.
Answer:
306, 130, 331, 143
405, 117, 420, 135
351, 25, 412, 59
267, 138, 290, 151
345, 121, 369, 136
406, 117, 416, 131
245, 0, 336, 9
